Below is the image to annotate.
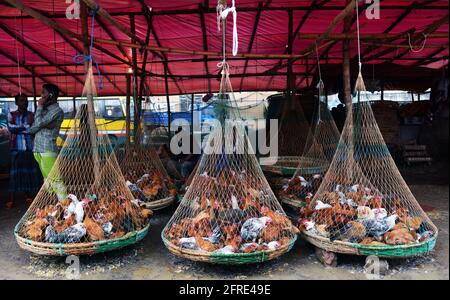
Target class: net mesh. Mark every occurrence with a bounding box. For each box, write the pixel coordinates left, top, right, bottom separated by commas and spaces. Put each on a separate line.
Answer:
116, 128, 177, 210
281, 82, 340, 207
15, 64, 152, 254
162, 62, 298, 260
262, 93, 311, 174
299, 75, 438, 253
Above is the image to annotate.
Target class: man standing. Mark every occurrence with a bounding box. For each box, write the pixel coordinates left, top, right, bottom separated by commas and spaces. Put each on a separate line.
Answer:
5, 94, 43, 208
29, 84, 65, 200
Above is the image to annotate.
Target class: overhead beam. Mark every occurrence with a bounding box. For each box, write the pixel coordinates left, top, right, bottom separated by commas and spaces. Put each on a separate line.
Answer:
95, 17, 132, 64
2, 0, 136, 69
367, 14, 449, 61
0, 22, 84, 86
0, 48, 54, 86
413, 47, 447, 66
2, 4, 448, 19
136, 0, 182, 94
80, 0, 147, 47
239, 2, 264, 92
199, 4, 211, 93
0, 74, 34, 94
264, 0, 359, 75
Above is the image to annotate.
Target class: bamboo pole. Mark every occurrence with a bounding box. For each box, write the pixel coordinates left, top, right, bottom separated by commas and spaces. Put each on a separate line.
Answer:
126, 74, 131, 146
31, 67, 37, 110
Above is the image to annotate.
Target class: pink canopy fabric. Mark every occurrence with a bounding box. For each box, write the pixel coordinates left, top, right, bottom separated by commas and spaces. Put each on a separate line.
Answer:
0, 0, 448, 96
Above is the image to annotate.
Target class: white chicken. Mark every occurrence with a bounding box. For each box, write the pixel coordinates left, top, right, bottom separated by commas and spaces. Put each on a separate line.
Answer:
315, 200, 332, 210
213, 245, 236, 254
64, 194, 85, 224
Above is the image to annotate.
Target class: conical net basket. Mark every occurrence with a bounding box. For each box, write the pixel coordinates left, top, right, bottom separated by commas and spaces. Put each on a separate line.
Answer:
299, 76, 438, 258
15, 64, 153, 256
261, 93, 311, 176
116, 129, 177, 210
281, 83, 340, 209
162, 63, 298, 264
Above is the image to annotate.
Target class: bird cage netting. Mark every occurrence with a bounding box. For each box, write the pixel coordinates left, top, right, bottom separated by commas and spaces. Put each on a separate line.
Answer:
15, 64, 153, 256
116, 128, 177, 210
118, 144, 177, 210
261, 93, 311, 176
281, 81, 341, 208
298, 75, 438, 258
162, 62, 298, 264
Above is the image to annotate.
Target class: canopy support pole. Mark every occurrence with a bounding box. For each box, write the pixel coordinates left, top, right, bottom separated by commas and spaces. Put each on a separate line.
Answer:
126, 74, 131, 146
342, 0, 352, 107
164, 62, 171, 138
31, 66, 37, 110
130, 14, 140, 145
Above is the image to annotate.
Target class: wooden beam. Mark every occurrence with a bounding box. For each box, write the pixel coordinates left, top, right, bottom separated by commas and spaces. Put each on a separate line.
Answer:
163, 62, 171, 136
130, 14, 141, 144
125, 74, 131, 146
360, 0, 438, 58
287, 8, 294, 96
0, 48, 54, 86
264, 0, 358, 75
95, 17, 132, 64
136, 0, 183, 94
3, 4, 448, 19
239, 2, 264, 92
199, 4, 211, 93
367, 14, 449, 62
0, 74, 33, 95
80, 0, 147, 47
0, 22, 84, 86
31, 66, 37, 110
3, 0, 135, 70
0, 86, 10, 96
138, 9, 154, 110
342, 0, 352, 106
413, 47, 447, 66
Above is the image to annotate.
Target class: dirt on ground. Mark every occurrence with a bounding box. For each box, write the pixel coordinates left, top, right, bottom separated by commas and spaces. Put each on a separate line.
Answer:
0, 163, 448, 280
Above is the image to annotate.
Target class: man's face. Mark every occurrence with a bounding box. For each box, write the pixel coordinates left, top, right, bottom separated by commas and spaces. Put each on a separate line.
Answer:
41, 88, 50, 100
16, 96, 28, 110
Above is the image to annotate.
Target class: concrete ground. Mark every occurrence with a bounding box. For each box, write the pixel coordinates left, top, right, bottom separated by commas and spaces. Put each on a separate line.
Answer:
0, 162, 448, 280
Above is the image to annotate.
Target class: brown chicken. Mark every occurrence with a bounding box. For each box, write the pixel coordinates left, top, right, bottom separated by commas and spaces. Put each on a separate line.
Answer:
169, 188, 177, 197
242, 193, 261, 211
84, 216, 105, 241
54, 215, 76, 233
384, 228, 416, 245
140, 208, 153, 220
143, 184, 161, 198
360, 237, 386, 246
242, 243, 258, 253
26, 218, 48, 241
406, 217, 423, 231
260, 224, 280, 242
195, 235, 218, 252
110, 231, 125, 239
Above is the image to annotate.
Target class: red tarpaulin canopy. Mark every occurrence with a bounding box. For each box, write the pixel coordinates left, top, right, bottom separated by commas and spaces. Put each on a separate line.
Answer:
0, 0, 448, 97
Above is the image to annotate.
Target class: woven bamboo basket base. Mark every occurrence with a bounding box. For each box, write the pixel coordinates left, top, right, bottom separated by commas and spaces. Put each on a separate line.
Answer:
261, 157, 328, 177
15, 223, 150, 256
144, 196, 175, 211
162, 235, 298, 265
302, 230, 438, 258
280, 196, 304, 209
